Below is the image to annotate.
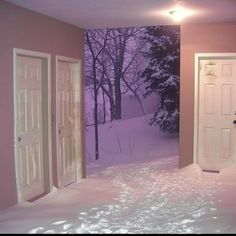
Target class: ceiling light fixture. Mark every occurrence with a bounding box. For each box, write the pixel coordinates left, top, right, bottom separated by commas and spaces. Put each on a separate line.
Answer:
169, 7, 191, 22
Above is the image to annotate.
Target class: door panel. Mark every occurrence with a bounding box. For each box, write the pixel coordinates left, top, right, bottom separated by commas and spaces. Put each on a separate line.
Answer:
221, 85, 232, 115
220, 128, 231, 159
198, 58, 236, 171
204, 127, 216, 159
204, 84, 215, 115
16, 56, 44, 201
57, 61, 76, 188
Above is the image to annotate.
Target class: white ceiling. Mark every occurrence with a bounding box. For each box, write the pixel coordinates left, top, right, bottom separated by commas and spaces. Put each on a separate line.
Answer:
6, 0, 236, 29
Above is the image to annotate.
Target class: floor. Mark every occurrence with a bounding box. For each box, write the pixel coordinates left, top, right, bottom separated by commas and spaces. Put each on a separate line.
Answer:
0, 155, 236, 234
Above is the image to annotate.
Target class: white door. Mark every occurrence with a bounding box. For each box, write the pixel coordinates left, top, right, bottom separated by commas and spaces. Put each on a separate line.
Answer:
198, 58, 236, 171
15, 55, 44, 201
57, 61, 77, 187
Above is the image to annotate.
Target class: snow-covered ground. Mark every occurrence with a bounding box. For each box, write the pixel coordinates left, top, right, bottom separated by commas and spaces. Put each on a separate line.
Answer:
0, 115, 236, 234
0, 156, 236, 234
86, 114, 178, 166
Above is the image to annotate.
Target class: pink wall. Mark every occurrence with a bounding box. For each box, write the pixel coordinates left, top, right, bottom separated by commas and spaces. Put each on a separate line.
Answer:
179, 22, 236, 168
0, 1, 84, 210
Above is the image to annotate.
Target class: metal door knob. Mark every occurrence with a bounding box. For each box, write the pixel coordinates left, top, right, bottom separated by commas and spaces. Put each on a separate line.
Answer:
58, 130, 61, 134
18, 137, 21, 142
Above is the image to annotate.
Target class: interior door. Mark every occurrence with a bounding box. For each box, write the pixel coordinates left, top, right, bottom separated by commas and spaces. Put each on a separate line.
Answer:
16, 55, 44, 201
57, 61, 76, 187
198, 58, 236, 171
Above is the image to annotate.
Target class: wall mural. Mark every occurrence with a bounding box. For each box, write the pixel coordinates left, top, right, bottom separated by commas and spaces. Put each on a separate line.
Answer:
85, 25, 180, 166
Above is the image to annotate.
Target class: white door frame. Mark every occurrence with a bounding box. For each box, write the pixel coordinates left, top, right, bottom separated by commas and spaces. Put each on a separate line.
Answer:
194, 53, 236, 164
55, 55, 83, 188
13, 48, 52, 202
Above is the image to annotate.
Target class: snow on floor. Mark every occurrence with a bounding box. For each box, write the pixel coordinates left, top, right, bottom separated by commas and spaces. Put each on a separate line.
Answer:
1, 115, 236, 233
1, 155, 236, 234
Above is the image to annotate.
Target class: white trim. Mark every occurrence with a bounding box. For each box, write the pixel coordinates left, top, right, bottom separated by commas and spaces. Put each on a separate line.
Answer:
55, 55, 82, 188
14, 48, 51, 60
47, 54, 53, 192
193, 53, 236, 164
13, 48, 52, 202
193, 54, 199, 164
195, 53, 236, 58
56, 55, 81, 64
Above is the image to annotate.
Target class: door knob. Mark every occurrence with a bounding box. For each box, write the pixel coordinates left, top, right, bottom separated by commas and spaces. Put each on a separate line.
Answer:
18, 137, 21, 142
233, 120, 236, 124
58, 130, 61, 134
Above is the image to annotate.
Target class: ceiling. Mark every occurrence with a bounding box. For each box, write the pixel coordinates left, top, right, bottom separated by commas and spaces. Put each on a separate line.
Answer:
6, 0, 236, 29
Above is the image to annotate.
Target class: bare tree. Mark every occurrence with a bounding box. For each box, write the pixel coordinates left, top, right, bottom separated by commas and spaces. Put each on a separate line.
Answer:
102, 27, 146, 119
85, 27, 148, 160
85, 30, 108, 160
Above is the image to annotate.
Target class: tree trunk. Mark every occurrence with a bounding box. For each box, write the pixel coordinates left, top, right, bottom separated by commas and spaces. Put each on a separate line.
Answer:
114, 75, 121, 119
113, 35, 125, 120
107, 79, 115, 121
93, 59, 99, 160
102, 90, 106, 124
100, 84, 115, 121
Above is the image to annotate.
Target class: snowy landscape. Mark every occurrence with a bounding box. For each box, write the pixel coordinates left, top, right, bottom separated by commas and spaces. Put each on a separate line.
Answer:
85, 25, 180, 163
86, 114, 178, 167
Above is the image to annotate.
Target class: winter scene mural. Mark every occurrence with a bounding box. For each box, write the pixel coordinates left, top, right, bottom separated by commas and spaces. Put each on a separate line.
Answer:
85, 25, 180, 166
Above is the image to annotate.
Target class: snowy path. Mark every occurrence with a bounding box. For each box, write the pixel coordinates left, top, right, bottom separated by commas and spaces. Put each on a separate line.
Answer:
0, 156, 236, 234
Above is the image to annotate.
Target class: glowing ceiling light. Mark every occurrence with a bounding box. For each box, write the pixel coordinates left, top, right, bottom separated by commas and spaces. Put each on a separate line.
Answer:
169, 7, 191, 22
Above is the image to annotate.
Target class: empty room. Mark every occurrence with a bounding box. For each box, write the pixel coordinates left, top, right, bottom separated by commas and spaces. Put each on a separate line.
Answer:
0, 0, 236, 234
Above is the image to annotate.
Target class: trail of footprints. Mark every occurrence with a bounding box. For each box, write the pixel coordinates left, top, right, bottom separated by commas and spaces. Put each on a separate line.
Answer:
30, 157, 226, 234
